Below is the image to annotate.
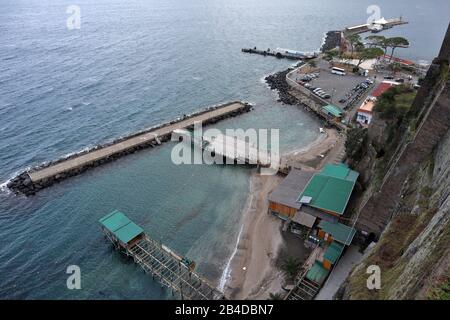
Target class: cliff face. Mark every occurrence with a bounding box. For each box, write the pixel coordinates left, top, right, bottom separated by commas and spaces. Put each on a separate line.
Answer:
339, 129, 449, 299
338, 23, 450, 299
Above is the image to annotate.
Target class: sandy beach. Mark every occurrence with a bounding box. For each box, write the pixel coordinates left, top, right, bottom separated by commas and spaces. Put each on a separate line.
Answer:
224, 128, 344, 299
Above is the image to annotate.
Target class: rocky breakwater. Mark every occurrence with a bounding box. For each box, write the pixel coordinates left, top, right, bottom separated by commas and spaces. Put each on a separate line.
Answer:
7, 101, 253, 196
321, 31, 342, 53
265, 69, 299, 105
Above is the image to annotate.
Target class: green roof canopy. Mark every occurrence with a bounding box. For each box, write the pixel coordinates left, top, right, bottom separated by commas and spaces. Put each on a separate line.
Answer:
318, 220, 356, 246
306, 261, 330, 285
322, 104, 344, 118
297, 164, 359, 215
320, 163, 358, 182
323, 241, 345, 264
99, 210, 144, 244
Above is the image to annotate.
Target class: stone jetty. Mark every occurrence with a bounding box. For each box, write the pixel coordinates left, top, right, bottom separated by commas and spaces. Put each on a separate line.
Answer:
8, 101, 253, 196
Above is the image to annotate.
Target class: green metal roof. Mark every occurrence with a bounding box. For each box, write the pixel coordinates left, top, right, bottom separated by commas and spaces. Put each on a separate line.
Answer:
297, 164, 358, 215
306, 261, 330, 285
323, 241, 345, 264
99, 210, 144, 244
321, 104, 344, 118
320, 163, 358, 182
318, 220, 356, 246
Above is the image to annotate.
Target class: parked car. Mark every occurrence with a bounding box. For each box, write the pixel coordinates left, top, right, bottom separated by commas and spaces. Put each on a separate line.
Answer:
395, 78, 405, 83
384, 75, 394, 80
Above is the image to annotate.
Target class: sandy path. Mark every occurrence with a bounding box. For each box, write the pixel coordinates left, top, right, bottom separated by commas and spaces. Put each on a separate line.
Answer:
281, 128, 344, 171
225, 173, 283, 300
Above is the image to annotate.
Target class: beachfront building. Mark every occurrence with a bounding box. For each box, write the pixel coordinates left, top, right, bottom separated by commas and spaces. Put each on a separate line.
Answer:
320, 104, 344, 122
356, 81, 399, 126
269, 163, 358, 243
268, 169, 316, 221
277, 164, 360, 300
356, 98, 375, 125
297, 163, 358, 218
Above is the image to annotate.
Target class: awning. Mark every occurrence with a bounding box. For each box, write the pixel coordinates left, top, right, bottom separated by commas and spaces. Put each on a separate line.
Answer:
292, 211, 316, 228
318, 220, 356, 246
99, 210, 144, 244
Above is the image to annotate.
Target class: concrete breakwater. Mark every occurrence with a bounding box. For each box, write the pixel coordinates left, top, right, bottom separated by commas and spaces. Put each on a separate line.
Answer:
7, 101, 253, 196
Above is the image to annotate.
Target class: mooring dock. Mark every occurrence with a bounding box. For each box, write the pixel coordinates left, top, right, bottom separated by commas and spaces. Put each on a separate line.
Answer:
242, 47, 317, 60
344, 17, 408, 35
203, 133, 272, 167
173, 129, 273, 168
100, 210, 225, 300
8, 101, 252, 195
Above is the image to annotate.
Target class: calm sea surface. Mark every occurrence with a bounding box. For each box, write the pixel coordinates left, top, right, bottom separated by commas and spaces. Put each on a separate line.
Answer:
0, 0, 448, 299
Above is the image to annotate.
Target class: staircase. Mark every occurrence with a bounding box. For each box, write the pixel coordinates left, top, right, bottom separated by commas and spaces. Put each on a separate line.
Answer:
285, 270, 321, 300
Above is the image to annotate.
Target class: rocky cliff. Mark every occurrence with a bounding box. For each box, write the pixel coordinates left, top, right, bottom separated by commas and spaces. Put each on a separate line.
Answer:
338, 23, 450, 299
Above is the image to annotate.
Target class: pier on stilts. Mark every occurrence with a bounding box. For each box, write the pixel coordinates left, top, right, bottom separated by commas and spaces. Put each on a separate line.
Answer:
173, 129, 274, 168
100, 210, 225, 300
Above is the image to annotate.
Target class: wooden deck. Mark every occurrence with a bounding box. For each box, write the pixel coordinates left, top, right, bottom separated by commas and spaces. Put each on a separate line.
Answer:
127, 235, 224, 300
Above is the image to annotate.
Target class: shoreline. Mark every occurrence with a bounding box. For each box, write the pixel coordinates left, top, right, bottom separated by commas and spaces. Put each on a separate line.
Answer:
221, 127, 343, 299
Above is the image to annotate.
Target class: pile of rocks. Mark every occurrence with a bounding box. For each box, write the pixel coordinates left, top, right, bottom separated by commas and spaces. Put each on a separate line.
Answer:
321, 31, 342, 53
265, 69, 299, 105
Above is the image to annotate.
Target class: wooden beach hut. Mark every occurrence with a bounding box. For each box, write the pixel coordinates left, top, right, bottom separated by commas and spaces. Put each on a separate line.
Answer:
99, 210, 144, 250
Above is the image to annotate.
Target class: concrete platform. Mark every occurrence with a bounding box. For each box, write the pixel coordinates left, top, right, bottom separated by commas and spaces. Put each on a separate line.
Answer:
315, 245, 363, 300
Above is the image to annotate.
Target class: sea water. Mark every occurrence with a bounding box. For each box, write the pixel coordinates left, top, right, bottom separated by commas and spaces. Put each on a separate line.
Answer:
0, 0, 448, 299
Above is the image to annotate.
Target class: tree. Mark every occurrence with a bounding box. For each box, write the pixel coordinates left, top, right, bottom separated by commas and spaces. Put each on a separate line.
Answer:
325, 48, 340, 60
356, 47, 384, 68
281, 256, 300, 280
345, 127, 368, 163
355, 41, 365, 53
366, 35, 388, 55
347, 34, 361, 58
389, 62, 402, 75
385, 37, 409, 62
268, 292, 283, 300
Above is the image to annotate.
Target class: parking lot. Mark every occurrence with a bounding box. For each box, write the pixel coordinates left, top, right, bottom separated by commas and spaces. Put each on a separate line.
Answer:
307, 71, 371, 109
292, 59, 373, 111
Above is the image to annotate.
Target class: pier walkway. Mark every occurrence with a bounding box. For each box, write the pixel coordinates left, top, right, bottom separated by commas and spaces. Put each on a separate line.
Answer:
344, 17, 408, 35
100, 210, 225, 300
203, 133, 272, 167
173, 129, 273, 168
